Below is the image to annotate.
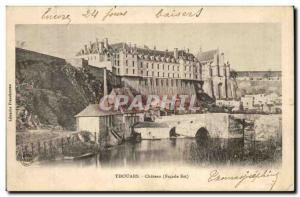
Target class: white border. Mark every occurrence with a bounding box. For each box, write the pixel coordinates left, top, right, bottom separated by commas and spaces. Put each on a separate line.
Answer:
1, 0, 298, 196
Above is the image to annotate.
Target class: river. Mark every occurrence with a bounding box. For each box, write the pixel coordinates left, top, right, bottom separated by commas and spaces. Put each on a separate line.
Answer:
38, 137, 281, 168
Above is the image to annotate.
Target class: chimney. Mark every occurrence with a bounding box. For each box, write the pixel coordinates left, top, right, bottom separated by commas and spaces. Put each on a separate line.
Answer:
220, 53, 224, 66
174, 48, 178, 59
154, 46, 156, 50
100, 42, 104, 52
96, 38, 100, 50
84, 45, 88, 54
103, 38, 108, 48
103, 68, 108, 96
214, 53, 218, 65
122, 43, 126, 51
187, 48, 190, 53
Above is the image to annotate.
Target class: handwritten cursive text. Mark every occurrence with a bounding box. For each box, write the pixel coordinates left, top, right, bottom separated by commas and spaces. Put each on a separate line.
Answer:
41, 7, 72, 24
155, 8, 203, 18
208, 169, 279, 191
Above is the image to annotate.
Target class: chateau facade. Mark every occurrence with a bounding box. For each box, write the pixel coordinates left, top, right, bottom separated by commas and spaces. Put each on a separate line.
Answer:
75, 38, 237, 99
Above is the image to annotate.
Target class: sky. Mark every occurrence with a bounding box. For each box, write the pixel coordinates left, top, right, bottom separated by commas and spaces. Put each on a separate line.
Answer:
16, 24, 281, 71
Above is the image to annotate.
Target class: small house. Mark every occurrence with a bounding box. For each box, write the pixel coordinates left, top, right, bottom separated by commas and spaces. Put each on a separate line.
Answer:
75, 104, 143, 145
75, 104, 122, 134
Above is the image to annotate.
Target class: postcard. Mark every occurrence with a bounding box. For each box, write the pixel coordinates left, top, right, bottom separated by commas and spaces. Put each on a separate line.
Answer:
6, 6, 294, 191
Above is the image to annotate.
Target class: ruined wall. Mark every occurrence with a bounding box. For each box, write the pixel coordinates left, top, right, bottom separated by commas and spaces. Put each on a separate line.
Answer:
231, 114, 282, 141
16, 48, 66, 65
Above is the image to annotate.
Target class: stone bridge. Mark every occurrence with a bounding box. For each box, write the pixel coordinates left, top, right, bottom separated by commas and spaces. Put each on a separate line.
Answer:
135, 113, 281, 140
156, 113, 231, 138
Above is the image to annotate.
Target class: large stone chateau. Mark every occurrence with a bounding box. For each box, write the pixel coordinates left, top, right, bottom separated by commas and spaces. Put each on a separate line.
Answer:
73, 38, 237, 99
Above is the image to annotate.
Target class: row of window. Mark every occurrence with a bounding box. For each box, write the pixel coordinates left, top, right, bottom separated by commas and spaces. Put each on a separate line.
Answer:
139, 78, 194, 87
119, 60, 200, 71
124, 68, 200, 79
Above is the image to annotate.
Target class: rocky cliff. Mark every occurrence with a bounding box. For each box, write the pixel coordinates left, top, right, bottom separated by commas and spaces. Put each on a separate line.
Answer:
16, 48, 103, 131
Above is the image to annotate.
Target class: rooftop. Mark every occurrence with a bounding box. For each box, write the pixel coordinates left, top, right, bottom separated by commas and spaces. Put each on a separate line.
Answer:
75, 104, 121, 117
197, 49, 219, 62
75, 103, 145, 117
76, 40, 197, 61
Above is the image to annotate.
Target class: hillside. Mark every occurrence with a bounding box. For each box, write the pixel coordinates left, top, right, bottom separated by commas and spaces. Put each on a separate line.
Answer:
16, 48, 103, 131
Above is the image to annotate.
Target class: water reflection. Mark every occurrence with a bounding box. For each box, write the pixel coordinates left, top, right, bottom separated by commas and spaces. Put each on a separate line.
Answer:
38, 137, 281, 167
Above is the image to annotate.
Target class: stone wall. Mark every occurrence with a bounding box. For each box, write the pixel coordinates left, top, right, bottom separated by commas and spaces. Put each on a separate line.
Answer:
121, 76, 198, 96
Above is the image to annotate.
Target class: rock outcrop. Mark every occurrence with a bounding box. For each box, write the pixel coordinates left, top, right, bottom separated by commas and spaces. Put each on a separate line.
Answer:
16, 48, 103, 131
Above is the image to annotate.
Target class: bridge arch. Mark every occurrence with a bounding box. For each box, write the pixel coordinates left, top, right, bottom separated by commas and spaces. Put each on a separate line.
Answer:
169, 127, 178, 137
195, 127, 210, 144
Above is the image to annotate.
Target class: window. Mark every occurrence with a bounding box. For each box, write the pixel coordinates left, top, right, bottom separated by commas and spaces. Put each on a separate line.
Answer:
133, 69, 135, 74
126, 68, 128, 74
152, 63, 154, 69
162, 64, 164, 69
157, 64, 159, 69
146, 63, 148, 68
152, 71, 154, 76
140, 62, 143, 68
141, 70, 143, 75
173, 73, 175, 78
146, 71, 148, 76
126, 60, 128, 66
133, 61, 135, 67
173, 65, 174, 71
